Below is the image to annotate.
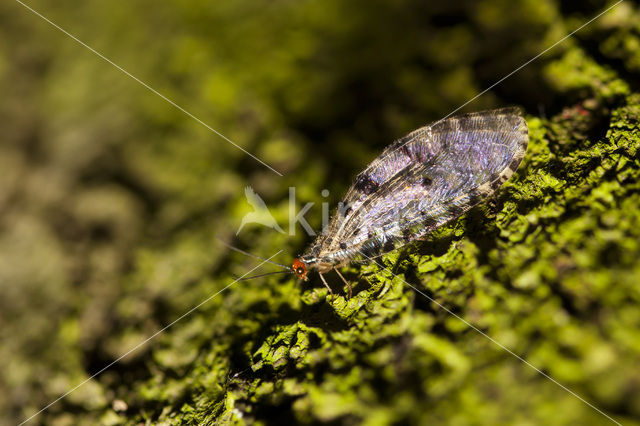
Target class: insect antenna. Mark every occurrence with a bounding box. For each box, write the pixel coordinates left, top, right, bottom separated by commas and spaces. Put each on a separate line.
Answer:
217, 238, 292, 270
236, 270, 294, 282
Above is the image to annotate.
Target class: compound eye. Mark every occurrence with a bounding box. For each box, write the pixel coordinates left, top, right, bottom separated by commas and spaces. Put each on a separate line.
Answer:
292, 258, 307, 278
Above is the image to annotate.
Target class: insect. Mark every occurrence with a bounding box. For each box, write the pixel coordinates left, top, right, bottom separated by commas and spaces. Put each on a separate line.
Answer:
228, 107, 528, 299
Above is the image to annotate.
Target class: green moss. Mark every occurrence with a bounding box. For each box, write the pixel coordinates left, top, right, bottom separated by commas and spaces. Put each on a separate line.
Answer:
545, 48, 630, 101
3, 1, 640, 425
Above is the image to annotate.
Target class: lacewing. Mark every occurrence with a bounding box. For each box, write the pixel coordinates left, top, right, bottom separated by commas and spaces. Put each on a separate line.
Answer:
233, 107, 528, 299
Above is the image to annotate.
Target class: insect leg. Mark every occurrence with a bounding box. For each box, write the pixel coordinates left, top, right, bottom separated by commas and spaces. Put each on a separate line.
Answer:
334, 269, 352, 300
318, 272, 334, 302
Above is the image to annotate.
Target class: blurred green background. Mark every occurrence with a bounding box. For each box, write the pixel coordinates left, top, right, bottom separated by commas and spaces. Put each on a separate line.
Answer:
1, 0, 640, 424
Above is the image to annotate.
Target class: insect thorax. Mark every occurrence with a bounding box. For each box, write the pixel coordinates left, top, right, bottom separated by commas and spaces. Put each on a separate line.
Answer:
299, 236, 350, 272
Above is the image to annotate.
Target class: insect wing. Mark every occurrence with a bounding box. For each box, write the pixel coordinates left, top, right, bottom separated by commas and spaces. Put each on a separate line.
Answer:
330, 108, 528, 260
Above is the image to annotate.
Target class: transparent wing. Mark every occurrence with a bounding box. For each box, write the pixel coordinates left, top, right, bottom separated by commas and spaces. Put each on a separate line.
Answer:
315, 108, 528, 263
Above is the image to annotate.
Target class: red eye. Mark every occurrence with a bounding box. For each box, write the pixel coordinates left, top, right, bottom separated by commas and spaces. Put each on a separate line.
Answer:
292, 258, 307, 280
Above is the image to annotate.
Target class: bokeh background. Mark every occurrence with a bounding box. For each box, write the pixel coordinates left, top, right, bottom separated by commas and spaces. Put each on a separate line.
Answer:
1, 0, 640, 424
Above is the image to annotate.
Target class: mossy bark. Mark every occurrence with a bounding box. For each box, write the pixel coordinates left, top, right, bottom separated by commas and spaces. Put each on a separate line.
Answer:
2, 1, 640, 425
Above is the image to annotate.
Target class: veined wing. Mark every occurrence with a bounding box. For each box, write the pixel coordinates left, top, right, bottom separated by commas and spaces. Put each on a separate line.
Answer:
318, 108, 528, 263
